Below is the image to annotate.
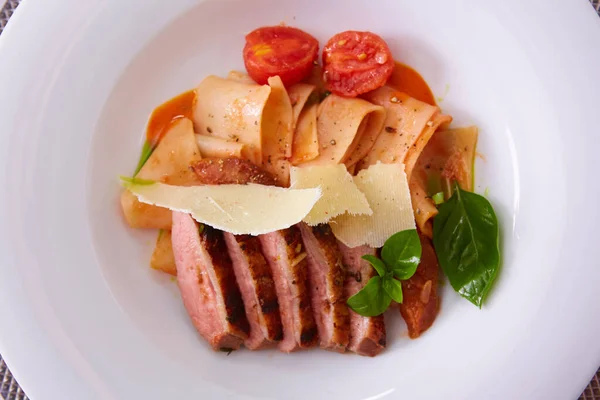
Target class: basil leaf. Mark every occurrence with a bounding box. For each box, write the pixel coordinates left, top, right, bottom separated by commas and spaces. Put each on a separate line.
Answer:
133, 141, 155, 176
361, 254, 387, 277
346, 276, 391, 317
382, 276, 403, 304
433, 183, 500, 308
381, 229, 422, 280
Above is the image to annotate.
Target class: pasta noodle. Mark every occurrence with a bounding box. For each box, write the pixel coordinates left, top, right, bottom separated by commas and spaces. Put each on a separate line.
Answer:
227, 70, 256, 84
290, 103, 319, 165
261, 76, 294, 184
194, 75, 271, 164
287, 83, 317, 129
227, 70, 316, 132
120, 118, 202, 229
303, 94, 385, 167
359, 87, 452, 179
137, 118, 201, 184
195, 134, 247, 159
410, 126, 478, 237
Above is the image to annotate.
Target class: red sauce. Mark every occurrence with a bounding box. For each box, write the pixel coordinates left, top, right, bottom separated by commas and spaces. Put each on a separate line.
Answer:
144, 63, 433, 146
387, 62, 436, 106
146, 89, 196, 146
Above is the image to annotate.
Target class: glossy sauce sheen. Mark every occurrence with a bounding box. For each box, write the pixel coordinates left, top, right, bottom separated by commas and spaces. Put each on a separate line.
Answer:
144, 63, 433, 147
146, 89, 196, 145
387, 62, 436, 106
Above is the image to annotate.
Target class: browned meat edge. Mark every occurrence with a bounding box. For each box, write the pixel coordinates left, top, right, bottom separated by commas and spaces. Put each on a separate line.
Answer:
260, 228, 318, 352
191, 158, 279, 186
300, 223, 350, 352
225, 233, 283, 349
338, 242, 386, 357
200, 224, 250, 341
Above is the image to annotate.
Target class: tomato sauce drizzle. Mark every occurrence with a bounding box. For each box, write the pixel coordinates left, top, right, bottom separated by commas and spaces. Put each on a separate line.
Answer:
144, 63, 434, 148
146, 89, 196, 146
387, 62, 436, 106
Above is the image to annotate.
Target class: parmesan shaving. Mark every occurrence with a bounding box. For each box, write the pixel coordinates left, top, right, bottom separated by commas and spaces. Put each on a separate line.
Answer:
290, 165, 371, 226
124, 181, 321, 235
330, 163, 415, 248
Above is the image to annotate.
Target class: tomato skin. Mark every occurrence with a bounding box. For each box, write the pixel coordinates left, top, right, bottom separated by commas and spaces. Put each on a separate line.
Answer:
243, 26, 319, 86
323, 31, 394, 97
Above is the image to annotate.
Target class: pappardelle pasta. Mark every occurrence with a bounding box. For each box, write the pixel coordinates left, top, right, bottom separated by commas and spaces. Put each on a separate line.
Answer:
120, 26, 499, 355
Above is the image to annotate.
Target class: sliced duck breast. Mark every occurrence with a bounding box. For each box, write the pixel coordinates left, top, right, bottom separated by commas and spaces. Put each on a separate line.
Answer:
172, 212, 249, 350
224, 232, 283, 349
259, 228, 318, 352
299, 223, 350, 352
338, 242, 386, 357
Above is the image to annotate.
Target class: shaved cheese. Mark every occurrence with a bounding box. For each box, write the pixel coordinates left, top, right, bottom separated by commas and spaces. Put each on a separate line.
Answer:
290, 165, 371, 226
330, 163, 415, 248
123, 180, 321, 235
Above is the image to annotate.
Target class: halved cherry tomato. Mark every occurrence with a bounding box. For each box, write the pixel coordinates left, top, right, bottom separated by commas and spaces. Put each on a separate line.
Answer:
322, 31, 394, 97
243, 26, 319, 86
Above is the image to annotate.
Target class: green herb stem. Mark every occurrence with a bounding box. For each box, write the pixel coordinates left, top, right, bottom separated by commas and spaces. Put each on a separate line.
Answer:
133, 141, 155, 176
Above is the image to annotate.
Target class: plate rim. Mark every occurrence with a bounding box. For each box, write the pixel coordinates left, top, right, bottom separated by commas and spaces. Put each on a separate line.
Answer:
0, 0, 599, 399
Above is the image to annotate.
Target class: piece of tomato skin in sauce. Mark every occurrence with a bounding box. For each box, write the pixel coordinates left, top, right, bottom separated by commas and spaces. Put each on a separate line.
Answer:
322, 31, 394, 98
243, 26, 319, 86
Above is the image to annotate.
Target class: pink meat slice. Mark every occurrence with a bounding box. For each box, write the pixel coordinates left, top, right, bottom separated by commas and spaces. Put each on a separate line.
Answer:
224, 232, 283, 349
259, 228, 318, 352
172, 212, 249, 350
299, 223, 350, 352
337, 242, 386, 357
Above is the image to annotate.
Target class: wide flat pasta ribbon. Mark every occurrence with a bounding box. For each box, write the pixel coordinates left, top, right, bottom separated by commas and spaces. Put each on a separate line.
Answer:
409, 126, 478, 237
303, 94, 386, 168
194, 75, 271, 165
359, 86, 452, 180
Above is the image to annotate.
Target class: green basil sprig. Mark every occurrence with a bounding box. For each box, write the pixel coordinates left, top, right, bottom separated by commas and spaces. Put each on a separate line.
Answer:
120, 176, 156, 188
433, 182, 500, 308
347, 229, 421, 317
133, 141, 155, 176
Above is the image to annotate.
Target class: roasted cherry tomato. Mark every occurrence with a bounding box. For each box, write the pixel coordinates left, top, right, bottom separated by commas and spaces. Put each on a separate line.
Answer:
322, 31, 394, 97
243, 26, 319, 86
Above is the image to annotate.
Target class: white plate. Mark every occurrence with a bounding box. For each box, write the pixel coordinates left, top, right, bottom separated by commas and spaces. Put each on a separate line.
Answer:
1, 0, 599, 399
